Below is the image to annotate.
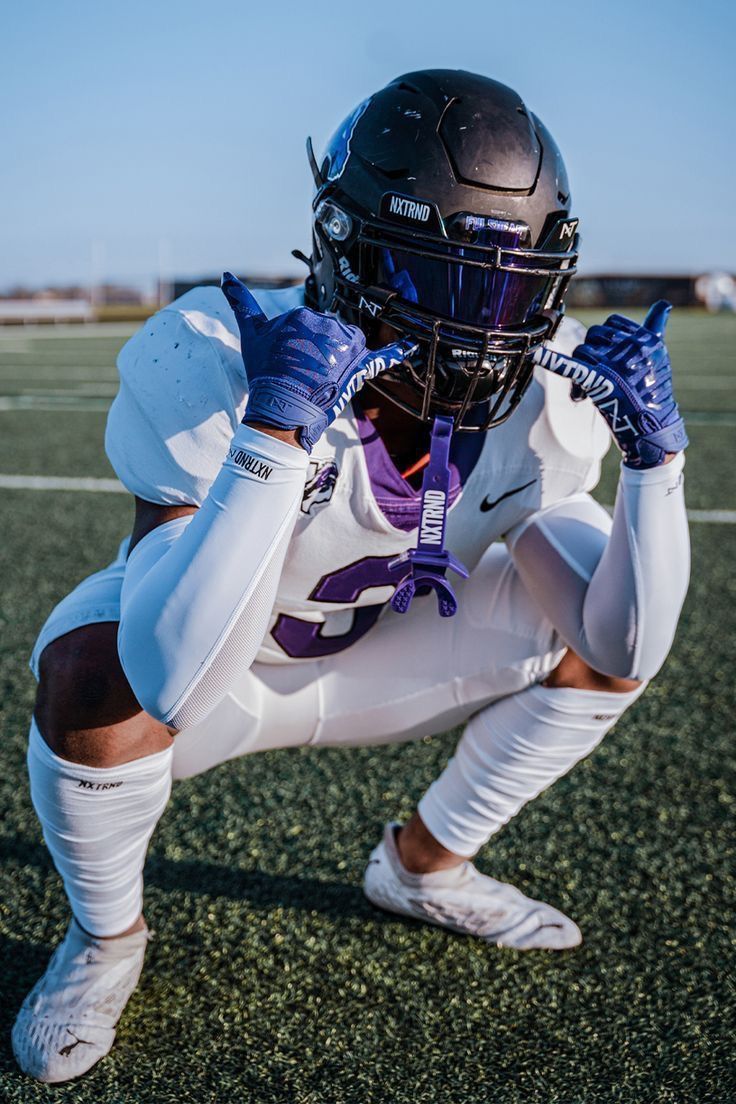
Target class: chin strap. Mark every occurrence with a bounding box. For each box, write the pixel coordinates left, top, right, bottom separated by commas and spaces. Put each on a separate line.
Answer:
389, 415, 469, 617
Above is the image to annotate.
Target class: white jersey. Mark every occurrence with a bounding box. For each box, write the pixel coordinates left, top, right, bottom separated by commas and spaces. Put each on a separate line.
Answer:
105, 285, 610, 663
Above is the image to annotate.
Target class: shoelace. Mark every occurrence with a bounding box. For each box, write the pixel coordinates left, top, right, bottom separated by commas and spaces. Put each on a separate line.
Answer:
389, 415, 468, 617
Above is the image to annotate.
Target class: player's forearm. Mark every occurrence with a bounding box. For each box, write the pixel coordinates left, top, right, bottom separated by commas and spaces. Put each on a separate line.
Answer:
118, 424, 308, 729
507, 454, 690, 680
582, 453, 690, 679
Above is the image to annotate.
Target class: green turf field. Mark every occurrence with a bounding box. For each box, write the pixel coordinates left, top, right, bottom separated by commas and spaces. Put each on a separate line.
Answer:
0, 311, 734, 1102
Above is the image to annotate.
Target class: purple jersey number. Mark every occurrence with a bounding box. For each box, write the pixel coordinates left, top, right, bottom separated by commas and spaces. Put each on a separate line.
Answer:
271, 555, 398, 658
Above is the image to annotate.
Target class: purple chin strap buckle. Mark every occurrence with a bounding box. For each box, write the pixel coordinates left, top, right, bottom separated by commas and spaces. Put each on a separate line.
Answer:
389, 415, 469, 618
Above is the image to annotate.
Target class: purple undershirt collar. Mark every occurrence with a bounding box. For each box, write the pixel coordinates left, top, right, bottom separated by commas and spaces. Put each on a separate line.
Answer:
353, 399, 483, 532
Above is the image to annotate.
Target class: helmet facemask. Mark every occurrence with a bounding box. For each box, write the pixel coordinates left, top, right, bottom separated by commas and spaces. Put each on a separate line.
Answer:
309, 195, 579, 431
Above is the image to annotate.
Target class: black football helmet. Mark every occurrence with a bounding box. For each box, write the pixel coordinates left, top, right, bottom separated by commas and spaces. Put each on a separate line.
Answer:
301, 69, 579, 431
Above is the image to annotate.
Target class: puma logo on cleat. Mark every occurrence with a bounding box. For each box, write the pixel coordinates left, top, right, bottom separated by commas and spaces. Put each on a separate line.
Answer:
58, 1031, 95, 1057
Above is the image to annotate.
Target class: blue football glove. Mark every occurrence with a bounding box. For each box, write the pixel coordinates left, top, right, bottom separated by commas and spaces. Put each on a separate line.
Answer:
536, 301, 688, 468
221, 272, 417, 453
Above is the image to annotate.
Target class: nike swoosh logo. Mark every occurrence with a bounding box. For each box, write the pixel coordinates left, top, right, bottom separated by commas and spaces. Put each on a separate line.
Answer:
480, 479, 537, 513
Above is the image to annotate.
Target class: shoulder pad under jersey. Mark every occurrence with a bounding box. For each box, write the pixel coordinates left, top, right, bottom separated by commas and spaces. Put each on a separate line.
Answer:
105, 283, 305, 505
533, 315, 611, 467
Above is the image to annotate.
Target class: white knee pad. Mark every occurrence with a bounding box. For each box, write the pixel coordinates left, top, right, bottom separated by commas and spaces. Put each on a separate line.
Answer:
418, 681, 647, 858
27, 719, 173, 936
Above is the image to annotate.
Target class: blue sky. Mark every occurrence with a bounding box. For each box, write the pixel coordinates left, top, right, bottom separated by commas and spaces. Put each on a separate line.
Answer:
1, 0, 734, 291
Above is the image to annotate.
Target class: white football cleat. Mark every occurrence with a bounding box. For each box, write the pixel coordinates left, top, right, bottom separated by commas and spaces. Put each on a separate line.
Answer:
12, 918, 150, 1083
363, 823, 582, 950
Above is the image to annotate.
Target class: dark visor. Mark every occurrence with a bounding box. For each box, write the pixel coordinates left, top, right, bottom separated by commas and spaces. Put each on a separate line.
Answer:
357, 215, 571, 330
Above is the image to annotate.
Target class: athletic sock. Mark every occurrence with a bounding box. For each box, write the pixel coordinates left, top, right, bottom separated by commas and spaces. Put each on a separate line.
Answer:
418, 681, 646, 858
27, 718, 173, 937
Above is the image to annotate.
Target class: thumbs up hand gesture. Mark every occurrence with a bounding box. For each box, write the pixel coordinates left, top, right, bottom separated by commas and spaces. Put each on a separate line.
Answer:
221, 273, 417, 453
536, 301, 688, 468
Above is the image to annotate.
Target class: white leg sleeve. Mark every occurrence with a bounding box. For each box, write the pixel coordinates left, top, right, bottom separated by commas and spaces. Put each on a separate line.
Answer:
27, 719, 173, 937
418, 681, 646, 858
118, 424, 308, 730
507, 453, 689, 680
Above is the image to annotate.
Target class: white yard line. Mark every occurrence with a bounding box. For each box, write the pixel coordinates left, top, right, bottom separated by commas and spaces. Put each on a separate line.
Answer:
0, 324, 138, 340
0, 472, 734, 523
0, 399, 111, 412
13, 387, 118, 397
1, 393, 735, 423
0, 367, 120, 374
0, 373, 119, 382
683, 508, 736, 523
0, 474, 127, 493
32, 400, 736, 426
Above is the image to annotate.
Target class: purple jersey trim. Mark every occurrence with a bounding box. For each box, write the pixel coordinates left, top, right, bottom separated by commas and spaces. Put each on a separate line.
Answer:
352, 399, 484, 532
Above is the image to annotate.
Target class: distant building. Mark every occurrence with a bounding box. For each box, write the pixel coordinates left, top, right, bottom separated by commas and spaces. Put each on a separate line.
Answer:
0, 299, 93, 323
168, 273, 302, 303
0, 282, 149, 323
567, 275, 701, 308
0, 285, 89, 302
95, 284, 146, 306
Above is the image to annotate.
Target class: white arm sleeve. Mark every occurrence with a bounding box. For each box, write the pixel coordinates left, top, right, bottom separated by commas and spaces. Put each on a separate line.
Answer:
118, 424, 308, 730
506, 452, 690, 680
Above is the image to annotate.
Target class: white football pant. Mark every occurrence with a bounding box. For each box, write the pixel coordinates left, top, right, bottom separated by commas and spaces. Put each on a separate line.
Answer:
28, 542, 642, 935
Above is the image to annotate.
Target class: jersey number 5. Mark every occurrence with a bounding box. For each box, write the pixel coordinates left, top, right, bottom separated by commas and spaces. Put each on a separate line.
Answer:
271, 555, 397, 659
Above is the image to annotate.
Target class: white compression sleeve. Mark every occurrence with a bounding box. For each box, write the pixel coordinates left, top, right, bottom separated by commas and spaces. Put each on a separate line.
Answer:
118, 424, 308, 730
418, 682, 645, 857
27, 718, 173, 936
507, 453, 689, 680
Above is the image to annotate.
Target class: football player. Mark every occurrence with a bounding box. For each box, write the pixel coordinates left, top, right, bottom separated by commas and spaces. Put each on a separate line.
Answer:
13, 69, 690, 1083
